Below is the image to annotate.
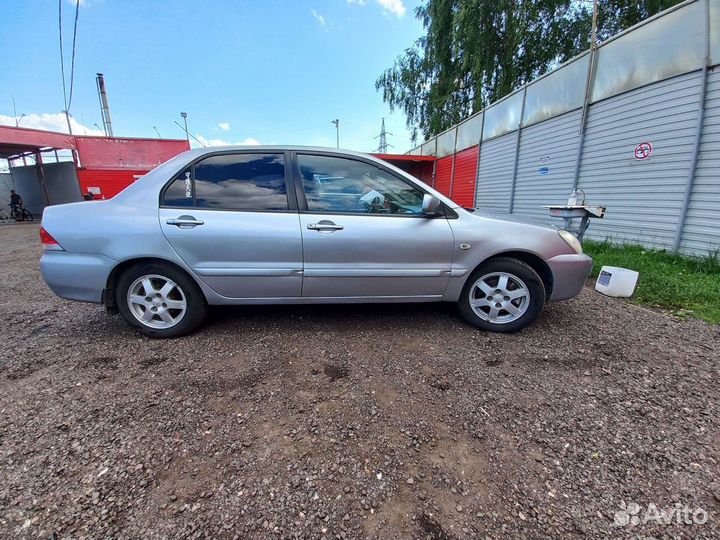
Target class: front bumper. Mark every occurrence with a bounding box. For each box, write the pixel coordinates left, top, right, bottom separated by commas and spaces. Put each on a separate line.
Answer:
40, 251, 117, 303
546, 253, 593, 301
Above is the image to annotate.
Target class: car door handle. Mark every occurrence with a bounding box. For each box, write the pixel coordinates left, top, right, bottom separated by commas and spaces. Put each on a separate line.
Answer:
166, 217, 204, 227
307, 222, 344, 231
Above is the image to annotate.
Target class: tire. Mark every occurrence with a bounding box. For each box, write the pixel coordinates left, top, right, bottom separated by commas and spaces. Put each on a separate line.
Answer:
458, 257, 545, 333
115, 262, 207, 338
11, 209, 22, 222
23, 209, 33, 221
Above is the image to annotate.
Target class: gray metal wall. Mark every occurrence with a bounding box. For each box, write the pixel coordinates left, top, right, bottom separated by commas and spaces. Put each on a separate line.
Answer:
8, 162, 82, 215
8, 166, 46, 215
475, 134, 516, 211
0, 173, 12, 211
45, 162, 83, 206
680, 67, 720, 254
578, 71, 703, 249
513, 109, 582, 221
412, 0, 719, 257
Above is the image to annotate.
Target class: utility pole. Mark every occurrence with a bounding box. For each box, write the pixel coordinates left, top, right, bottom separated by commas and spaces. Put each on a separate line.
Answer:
181, 112, 189, 144
63, 110, 73, 135
375, 117, 393, 154
591, 0, 598, 48
12, 96, 25, 127
331, 119, 340, 148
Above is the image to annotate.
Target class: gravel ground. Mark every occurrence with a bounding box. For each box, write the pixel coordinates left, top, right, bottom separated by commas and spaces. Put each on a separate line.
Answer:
1, 223, 718, 540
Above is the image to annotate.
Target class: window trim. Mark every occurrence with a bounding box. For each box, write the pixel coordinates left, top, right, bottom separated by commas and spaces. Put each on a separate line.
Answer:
291, 151, 447, 219
159, 150, 297, 213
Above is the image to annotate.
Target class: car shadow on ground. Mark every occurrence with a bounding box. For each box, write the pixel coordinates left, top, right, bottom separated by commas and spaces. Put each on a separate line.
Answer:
204, 301, 461, 328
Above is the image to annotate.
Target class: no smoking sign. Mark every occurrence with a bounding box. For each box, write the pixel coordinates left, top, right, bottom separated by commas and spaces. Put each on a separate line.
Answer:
634, 141, 653, 160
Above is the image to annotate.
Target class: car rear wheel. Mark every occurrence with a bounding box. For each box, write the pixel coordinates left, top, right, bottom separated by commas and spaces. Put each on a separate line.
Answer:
458, 257, 545, 333
116, 263, 207, 338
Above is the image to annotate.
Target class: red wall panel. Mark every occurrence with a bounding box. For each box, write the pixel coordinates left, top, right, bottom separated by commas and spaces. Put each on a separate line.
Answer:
450, 146, 478, 208
75, 137, 189, 169
434, 156, 453, 197
416, 162, 434, 185
77, 168, 147, 199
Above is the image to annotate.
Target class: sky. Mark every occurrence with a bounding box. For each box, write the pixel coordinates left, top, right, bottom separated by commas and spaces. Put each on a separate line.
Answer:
0, 0, 424, 154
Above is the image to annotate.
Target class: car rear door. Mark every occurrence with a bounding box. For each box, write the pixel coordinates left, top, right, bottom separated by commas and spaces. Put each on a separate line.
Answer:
293, 152, 454, 299
159, 151, 303, 299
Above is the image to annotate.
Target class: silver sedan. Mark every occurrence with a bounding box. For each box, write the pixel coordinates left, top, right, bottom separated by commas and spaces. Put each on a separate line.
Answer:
40, 146, 592, 338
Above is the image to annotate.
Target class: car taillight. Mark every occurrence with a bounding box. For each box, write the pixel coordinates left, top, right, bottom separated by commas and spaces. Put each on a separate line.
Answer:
40, 227, 63, 250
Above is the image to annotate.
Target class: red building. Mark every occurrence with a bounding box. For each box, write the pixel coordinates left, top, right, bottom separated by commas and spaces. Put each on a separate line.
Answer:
74, 136, 189, 199
0, 124, 189, 212
1, 125, 437, 210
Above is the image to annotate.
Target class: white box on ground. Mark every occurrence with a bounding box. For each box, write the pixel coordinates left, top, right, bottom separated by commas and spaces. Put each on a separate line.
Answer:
595, 266, 639, 297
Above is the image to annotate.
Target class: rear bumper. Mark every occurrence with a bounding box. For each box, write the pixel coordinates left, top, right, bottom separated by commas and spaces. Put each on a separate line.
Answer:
40, 251, 117, 303
546, 253, 593, 301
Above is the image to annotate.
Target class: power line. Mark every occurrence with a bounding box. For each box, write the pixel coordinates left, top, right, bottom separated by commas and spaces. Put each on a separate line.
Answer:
174, 121, 206, 147
58, 0, 69, 132
58, 0, 80, 134
67, 0, 80, 110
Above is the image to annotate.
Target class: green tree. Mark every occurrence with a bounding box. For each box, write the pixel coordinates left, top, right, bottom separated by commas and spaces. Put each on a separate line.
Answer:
377, 0, 682, 143
596, 0, 682, 40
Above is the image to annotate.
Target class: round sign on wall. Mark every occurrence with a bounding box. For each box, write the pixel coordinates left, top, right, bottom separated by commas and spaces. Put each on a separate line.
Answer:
634, 141, 653, 160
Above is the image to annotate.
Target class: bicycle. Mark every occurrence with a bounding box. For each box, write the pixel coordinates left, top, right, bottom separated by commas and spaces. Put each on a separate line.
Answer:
0, 208, 10, 224
10, 205, 33, 222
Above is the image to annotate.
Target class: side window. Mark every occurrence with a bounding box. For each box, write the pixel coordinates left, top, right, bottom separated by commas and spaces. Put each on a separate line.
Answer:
297, 154, 424, 215
194, 153, 288, 211
162, 167, 194, 207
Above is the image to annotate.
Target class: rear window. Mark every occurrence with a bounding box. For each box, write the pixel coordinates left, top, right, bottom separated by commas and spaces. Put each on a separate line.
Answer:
160, 154, 289, 211
194, 153, 288, 211
162, 167, 193, 207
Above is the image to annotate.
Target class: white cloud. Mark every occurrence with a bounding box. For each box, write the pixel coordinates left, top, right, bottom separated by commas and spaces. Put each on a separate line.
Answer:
376, 0, 405, 17
0, 112, 104, 136
194, 135, 261, 148
217, 122, 231, 131
347, 0, 365, 5
65, 0, 87, 6
311, 9, 327, 26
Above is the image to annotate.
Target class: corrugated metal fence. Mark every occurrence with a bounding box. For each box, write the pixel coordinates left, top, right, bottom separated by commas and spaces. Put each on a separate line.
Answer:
410, 0, 720, 257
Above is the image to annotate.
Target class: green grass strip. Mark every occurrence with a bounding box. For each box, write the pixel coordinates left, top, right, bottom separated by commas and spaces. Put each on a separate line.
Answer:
583, 240, 720, 324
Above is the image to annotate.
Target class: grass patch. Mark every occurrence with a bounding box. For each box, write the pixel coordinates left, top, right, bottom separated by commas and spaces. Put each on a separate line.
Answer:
583, 240, 720, 324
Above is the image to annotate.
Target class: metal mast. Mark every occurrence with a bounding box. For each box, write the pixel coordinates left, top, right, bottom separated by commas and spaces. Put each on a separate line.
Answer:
95, 73, 114, 137
375, 117, 392, 153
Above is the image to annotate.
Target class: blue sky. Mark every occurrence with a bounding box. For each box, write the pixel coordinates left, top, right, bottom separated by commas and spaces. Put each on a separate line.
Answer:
0, 0, 423, 153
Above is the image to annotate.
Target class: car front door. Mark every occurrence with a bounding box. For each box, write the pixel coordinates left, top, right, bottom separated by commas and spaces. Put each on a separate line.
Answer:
159, 151, 303, 299
293, 153, 454, 299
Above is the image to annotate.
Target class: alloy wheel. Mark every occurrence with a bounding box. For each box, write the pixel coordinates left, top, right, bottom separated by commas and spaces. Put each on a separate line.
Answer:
468, 271, 530, 324
126, 274, 187, 329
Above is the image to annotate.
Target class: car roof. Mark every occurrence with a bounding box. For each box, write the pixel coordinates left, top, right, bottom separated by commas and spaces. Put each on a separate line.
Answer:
179, 145, 378, 159
113, 145, 461, 211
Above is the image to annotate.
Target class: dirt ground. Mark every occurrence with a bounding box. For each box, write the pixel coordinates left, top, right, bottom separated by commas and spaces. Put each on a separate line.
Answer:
1, 222, 718, 539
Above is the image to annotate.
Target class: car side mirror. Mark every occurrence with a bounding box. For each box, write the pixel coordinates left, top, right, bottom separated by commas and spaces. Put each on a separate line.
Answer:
422, 194, 442, 216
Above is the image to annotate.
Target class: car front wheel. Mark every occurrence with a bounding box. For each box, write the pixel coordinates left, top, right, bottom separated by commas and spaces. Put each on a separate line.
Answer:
458, 257, 545, 333
116, 263, 207, 338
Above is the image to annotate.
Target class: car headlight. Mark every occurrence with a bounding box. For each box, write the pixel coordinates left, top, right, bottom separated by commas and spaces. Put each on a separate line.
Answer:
558, 229, 583, 254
